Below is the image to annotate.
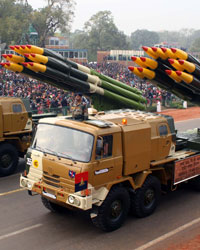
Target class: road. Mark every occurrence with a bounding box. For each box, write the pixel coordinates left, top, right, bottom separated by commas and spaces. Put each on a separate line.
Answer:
1, 119, 200, 250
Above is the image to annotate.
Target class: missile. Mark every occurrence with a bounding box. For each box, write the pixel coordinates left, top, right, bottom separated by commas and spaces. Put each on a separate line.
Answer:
168, 59, 185, 71
160, 47, 178, 59
178, 59, 200, 78
171, 48, 200, 66
10, 45, 25, 56
137, 67, 156, 80
2, 54, 29, 64
176, 71, 200, 89
139, 57, 158, 70
151, 47, 168, 60
131, 56, 147, 68
142, 46, 159, 59
1, 62, 78, 92
128, 66, 145, 78
1, 62, 24, 72
165, 70, 182, 83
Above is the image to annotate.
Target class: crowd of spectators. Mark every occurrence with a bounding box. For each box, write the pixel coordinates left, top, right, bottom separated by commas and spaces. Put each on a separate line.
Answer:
0, 62, 174, 114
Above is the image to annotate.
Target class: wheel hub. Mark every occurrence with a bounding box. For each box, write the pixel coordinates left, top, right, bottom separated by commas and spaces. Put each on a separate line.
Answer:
144, 188, 155, 207
1, 153, 12, 168
110, 200, 122, 219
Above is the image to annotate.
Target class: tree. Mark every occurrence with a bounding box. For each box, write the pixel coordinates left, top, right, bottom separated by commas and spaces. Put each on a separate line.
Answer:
30, 0, 75, 46
190, 37, 200, 52
79, 11, 129, 61
0, 0, 32, 45
130, 29, 159, 50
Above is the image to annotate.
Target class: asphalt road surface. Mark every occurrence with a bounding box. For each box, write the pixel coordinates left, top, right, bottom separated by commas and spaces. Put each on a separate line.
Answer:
1, 119, 200, 250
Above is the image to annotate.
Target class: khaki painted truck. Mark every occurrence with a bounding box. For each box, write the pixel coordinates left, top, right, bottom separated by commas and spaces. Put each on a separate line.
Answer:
20, 109, 200, 231
0, 97, 32, 176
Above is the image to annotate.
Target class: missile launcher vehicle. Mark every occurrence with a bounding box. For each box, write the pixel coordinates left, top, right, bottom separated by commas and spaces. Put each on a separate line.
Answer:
20, 109, 200, 231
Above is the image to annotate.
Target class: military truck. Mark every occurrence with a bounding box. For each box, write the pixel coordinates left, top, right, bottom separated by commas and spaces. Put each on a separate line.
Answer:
0, 97, 32, 176
0, 97, 57, 177
20, 109, 200, 231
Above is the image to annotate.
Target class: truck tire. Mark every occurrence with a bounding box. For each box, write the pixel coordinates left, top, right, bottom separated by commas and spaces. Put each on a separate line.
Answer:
131, 175, 161, 218
189, 176, 200, 191
0, 143, 19, 177
41, 196, 66, 213
91, 186, 130, 232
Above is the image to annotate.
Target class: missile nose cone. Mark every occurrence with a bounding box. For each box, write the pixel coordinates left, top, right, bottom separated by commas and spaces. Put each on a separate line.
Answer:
5, 62, 10, 66
24, 53, 29, 57
178, 60, 184, 65
171, 48, 177, 53
21, 45, 26, 49
168, 59, 175, 64
151, 47, 157, 52
29, 62, 34, 66
140, 57, 146, 62
138, 67, 143, 72
15, 45, 20, 49
165, 70, 172, 75
131, 56, 137, 61
8, 54, 13, 58
176, 71, 182, 76
31, 53, 36, 57
0, 63, 5, 66
26, 45, 31, 49
22, 62, 28, 67
128, 66, 134, 71
161, 47, 167, 52
142, 46, 148, 52
9, 46, 15, 50
2, 55, 7, 58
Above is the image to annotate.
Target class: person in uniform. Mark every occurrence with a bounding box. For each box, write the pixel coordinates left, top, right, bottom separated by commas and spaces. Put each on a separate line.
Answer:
70, 93, 88, 120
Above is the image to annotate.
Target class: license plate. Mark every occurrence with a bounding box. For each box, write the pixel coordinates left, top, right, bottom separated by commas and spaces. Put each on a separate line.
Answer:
42, 191, 56, 199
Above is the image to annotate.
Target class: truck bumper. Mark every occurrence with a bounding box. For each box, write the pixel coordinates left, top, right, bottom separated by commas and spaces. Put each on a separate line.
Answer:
32, 182, 93, 211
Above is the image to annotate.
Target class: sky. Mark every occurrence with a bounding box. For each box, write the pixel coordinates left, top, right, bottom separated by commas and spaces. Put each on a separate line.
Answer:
28, 0, 200, 35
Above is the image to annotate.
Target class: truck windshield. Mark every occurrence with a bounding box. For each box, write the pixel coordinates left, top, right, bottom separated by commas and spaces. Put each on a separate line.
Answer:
32, 123, 94, 162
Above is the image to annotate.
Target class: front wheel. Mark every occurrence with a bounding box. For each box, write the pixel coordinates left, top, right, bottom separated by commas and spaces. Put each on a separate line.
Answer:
0, 143, 18, 177
91, 186, 130, 232
131, 175, 161, 218
41, 196, 67, 213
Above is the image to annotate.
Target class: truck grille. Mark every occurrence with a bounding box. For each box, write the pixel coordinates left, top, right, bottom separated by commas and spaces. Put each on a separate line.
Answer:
43, 171, 75, 192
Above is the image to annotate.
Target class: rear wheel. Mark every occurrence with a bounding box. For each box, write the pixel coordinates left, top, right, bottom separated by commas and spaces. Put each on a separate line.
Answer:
188, 176, 200, 191
91, 186, 130, 232
0, 143, 18, 176
131, 175, 161, 218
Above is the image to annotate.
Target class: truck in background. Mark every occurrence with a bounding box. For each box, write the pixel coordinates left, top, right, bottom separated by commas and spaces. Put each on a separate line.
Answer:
0, 97, 57, 176
0, 97, 32, 176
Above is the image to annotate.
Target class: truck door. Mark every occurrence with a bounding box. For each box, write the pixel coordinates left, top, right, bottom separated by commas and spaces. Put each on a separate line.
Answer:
157, 123, 172, 159
11, 103, 27, 131
92, 134, 121, 186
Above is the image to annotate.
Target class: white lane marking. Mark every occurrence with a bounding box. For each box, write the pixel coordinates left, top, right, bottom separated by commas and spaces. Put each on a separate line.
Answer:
0, 224, 42, 241
0, 188, 26, 197
135, 217, 200, 250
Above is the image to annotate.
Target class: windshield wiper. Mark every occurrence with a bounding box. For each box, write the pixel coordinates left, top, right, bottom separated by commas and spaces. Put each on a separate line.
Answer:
57, 152, 77, 164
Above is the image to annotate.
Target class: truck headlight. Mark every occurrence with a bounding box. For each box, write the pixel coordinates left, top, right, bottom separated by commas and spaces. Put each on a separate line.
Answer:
21, 179, 27, 187
27, 182, 32, 189
68, 195, 75, 204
